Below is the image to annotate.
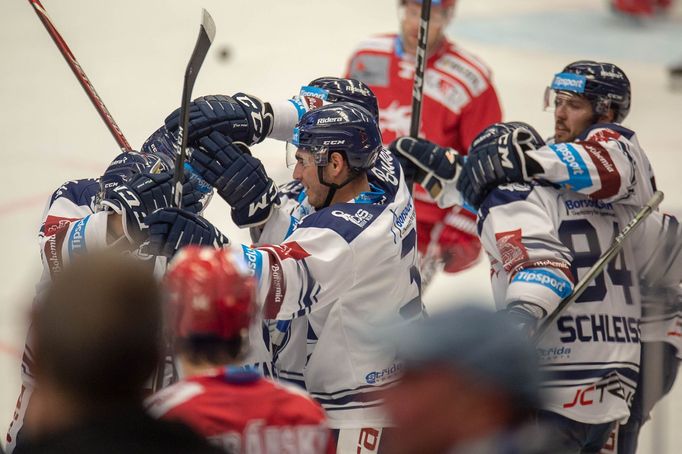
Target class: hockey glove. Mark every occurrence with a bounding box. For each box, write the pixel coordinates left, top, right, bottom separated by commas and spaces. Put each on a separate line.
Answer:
457, 128, 542, 209
164, 93, 273, 146
146, 207, 230, 258
499, 302, 546, 338
102, 171, 204, 245
389, 136, 463, 200
191, 132, 279, 227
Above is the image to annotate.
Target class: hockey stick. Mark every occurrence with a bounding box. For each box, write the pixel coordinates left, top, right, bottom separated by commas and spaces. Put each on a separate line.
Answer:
152, 9, 215, 393
405, 0, 432, 194
172, 9, 216, 209
27, 0, 132, 152
532, 190, 665, 344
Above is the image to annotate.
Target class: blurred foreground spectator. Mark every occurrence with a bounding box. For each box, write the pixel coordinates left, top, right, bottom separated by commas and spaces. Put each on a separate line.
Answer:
14, 250, 222, 454
381, 305, 547, 454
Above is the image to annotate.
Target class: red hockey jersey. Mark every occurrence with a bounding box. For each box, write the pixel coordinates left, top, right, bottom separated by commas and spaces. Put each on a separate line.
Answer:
146, 368, 332, 454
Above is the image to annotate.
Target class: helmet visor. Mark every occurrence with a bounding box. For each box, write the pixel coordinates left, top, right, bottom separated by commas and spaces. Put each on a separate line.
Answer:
285, 142, 329, 169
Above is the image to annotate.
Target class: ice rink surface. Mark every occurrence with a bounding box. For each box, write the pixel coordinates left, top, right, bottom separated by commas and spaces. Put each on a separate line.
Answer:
1, 0, 680, 451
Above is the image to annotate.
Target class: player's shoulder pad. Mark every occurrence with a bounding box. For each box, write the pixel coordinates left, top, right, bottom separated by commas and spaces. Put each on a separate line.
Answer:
298, 202, 386, 244
49, 178, 100, 208
368, 148, 402, 200
477, 182, 535, 234
579, 122, 635, 142
446, 42, 493, 80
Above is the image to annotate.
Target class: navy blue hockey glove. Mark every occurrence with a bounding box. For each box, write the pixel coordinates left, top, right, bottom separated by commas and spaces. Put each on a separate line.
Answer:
146, 207, 230, 258
164, 93, 273, 146
458, 128, 543, 209
499, 302, 545, 338
191, 132, 279, 227
389, 136, 463, 199
103, 171, 203, 244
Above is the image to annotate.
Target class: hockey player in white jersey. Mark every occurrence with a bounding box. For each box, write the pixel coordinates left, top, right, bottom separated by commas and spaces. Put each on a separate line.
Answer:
147, 102, 421, 452
5, 148, 208, 452
391, 61, 656, 213
467, 121, 682, 453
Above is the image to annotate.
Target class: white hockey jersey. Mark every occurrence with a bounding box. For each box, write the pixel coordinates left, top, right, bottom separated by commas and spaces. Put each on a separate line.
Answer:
439, 123, 656, 209
6, 178, 163, 452
242, 149, 422, 429
478, 181, 679, 425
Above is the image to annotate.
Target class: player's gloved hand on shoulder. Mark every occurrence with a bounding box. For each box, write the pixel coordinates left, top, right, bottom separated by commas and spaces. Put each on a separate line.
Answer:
457, 127, 543, 209
146, 207, 230, 258
102, 171, 202, 245
191, 131, 280, 227
164, 93, 273, 146
389, 136, 463, 200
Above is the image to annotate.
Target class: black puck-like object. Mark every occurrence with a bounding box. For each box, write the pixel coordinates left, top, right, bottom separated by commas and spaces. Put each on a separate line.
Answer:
217, 45, 232, 62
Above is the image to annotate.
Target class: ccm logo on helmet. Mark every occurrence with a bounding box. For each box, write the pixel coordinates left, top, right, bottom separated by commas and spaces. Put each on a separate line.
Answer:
322, 140, 346, 146
317, 117, 343, 124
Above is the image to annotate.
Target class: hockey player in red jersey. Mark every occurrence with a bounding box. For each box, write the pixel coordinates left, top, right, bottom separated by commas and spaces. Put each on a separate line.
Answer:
145, 246, 333, 454
346, 0, 502, 281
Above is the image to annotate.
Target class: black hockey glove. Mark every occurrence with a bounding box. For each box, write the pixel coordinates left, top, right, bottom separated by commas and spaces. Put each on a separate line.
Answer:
102, 171, 204, 245
389, 136, 463, 200
146, 207, 230, 258
191, 132, 279, 227
164, 93, 273, 146
457, 128, 543, 209
499, 302, 546, 338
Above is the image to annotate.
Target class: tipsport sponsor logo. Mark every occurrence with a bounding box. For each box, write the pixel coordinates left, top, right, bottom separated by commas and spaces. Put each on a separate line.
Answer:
241, 245, 263, 279
551, 72, 587, 93
365, 362, 403, 385
548, 143, 592, 191
512, 269, 572, 299
67, 215, 90, 256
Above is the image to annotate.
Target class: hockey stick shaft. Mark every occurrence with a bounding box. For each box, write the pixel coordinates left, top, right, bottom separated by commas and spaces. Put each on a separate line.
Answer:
406, 0, 435, 195
27, 0, 132, 152
532, 190, 665, 344
173, 9, 216, 208
409, 0, 431, 139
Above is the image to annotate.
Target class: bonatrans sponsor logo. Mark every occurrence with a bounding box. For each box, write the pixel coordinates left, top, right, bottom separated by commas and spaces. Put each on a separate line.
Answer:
565, 199, 613, 211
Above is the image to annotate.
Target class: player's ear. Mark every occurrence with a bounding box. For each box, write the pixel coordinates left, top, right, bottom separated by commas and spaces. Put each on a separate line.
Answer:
329, 151, 345, 176
599, 109, 616, 123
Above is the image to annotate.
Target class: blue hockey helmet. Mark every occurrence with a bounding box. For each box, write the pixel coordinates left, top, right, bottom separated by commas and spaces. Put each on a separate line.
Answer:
469, 121, 545, 154
97, 151, 167, 209
544, 60, 631, 123
289, 102, 382, 173
302, 77, 380, 120
140, 126, 178, 170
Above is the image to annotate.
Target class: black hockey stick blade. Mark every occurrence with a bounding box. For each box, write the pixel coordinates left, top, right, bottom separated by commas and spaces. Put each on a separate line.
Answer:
532, 190, 665, 345
173, 8, 216, 208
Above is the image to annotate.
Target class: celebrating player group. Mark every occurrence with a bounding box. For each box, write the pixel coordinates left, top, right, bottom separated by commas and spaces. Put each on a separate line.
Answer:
8, 0, 682, 453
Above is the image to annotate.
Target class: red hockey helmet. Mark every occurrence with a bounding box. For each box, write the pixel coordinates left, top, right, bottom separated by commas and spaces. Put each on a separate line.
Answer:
164, 246, 256, 341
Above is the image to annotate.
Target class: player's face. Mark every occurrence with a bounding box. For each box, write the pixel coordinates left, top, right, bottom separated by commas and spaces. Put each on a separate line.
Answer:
292, 149, 329, 209
553, 92, 595, 143
399, 1, 452, 55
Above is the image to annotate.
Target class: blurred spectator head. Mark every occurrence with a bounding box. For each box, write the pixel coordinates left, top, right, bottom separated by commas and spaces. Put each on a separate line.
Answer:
382, 304, 540, 454
164, 246, 257, 371
33, 250, 161, 407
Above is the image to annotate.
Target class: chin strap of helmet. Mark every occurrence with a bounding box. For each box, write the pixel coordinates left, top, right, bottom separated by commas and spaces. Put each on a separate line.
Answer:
317, 164, 361, 209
